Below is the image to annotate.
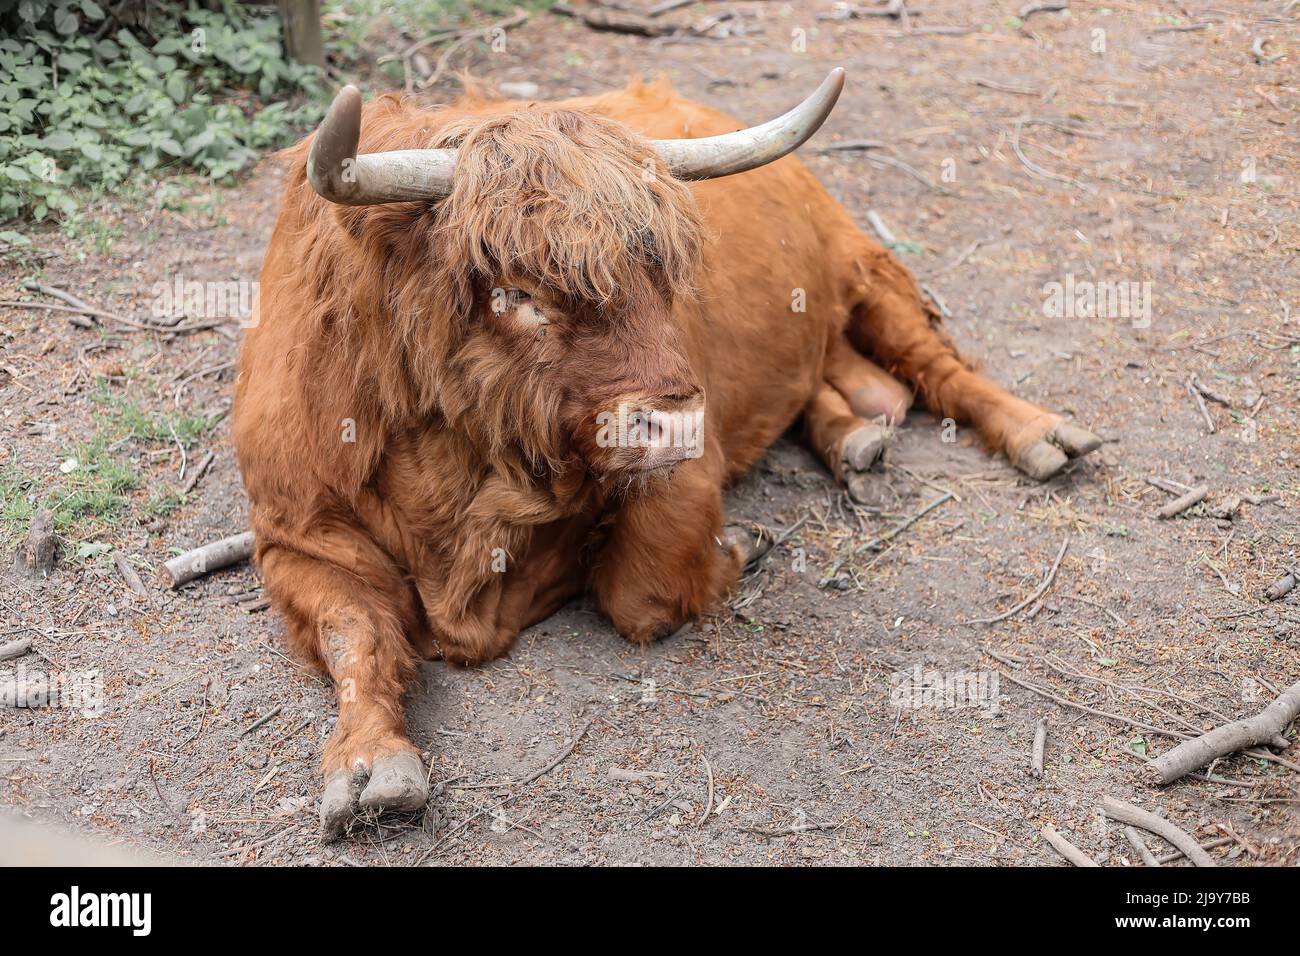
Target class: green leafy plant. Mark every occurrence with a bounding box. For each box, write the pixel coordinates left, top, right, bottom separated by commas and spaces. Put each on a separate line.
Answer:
0, 0, 323, 222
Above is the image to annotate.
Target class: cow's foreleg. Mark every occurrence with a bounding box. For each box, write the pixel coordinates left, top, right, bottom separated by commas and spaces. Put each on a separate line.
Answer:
592, 458, 754, 644
260, 543, 427, 841
848, 250, 1101, 480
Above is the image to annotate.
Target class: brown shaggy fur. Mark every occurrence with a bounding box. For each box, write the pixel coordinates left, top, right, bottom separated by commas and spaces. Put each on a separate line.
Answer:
234, 78, 1083, 791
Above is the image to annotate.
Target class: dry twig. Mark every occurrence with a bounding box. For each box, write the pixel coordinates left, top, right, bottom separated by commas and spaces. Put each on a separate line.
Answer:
1040, 825, 1099, 866
1146, 680, 1300, 785
1031, 718, 1048, 777
1100, 796, 1216, 867
1156, 485, 1208, 519
967, 537, 1069, 625
161, 532, 255, 589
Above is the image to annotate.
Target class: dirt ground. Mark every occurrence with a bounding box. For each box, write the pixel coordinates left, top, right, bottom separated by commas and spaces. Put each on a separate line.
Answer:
1, 0, 1297, 866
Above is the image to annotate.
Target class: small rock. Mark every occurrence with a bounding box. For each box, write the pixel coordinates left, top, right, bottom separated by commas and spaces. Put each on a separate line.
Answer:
499, 81, 539, 99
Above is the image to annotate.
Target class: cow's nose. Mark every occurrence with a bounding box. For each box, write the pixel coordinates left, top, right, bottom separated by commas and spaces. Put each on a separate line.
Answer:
633, 392, 706, 466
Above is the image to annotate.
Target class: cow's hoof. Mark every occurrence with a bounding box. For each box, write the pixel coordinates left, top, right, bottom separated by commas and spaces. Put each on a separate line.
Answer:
320, 767, 367, 842
359, 752, 429, 815
1012, 421, 1102, 481
840, 423, 889, 475
719, 523, 773, 568
846, 471, 889, 507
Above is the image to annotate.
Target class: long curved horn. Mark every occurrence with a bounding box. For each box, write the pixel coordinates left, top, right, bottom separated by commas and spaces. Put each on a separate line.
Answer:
652, 68, 845, 181
306, 85, 457, 205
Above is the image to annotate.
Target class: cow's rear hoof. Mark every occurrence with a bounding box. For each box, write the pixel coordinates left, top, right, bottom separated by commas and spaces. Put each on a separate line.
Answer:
1013, 421, 1102, 481
840, 423, 889, 475
359, 752, 429, 814
320, 767, 367, 842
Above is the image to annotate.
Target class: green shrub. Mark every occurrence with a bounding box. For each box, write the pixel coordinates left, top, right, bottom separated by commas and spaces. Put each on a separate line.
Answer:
0, 0, 323, 222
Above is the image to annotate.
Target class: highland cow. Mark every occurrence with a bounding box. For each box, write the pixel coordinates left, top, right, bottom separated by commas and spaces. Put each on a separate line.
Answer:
232, 69, 1100, 838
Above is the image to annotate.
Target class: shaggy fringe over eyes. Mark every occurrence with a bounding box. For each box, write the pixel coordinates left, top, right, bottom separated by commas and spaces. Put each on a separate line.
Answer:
429, 107, 704, 309
270, 93, 707, 476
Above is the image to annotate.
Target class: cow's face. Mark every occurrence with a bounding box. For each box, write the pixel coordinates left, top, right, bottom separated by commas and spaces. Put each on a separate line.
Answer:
304, 73, 844, 483
476, 269, 705, 486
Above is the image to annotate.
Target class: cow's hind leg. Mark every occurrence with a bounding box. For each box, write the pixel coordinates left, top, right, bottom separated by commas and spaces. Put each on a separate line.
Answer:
846, 249, 1101, 480
824, 332, 914, 426
260, 540, 427, 840
804, 379, 890, 504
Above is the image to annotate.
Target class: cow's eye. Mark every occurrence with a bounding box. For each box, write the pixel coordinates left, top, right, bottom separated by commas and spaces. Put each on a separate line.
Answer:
490, 288, 549, 337
489, 287, 525, 316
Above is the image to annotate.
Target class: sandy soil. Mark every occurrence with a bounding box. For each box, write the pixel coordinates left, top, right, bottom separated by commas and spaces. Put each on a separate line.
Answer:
1, 0, 1297, 865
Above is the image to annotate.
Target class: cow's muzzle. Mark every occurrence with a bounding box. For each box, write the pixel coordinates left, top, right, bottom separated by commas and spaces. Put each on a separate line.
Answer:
594, 392, 707, 475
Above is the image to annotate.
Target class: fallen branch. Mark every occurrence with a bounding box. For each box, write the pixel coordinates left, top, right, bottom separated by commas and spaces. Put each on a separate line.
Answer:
419, 10, 531, 88
1146, 475, 1192, 495
1186, 380, 1216, 433
1156, 485, 1208, 519
0, 638, 32, 662
551, 3, 673, 36
1020, 1, 1067, 18
19, 281, 211, 334
1146, 680, 1300, 785
239, 704, 284, 737
517, 718, 594, 787
696, 755, 714, 826
1040, 825, 1099, 866
1264, 572, 1295, 601
180, 450, 215, 497
1010, 118, 1095, 193
972, 77, 1038, 96
817, 138, 886, 153
865, 209, 899, 246
160, 532, 255, 589
1124, 827, 1160, 866
1252, 36, 1280, 64
1189, 374, 1232, 408
1000, 670, 1190, 742
1150, 22, 1212, 33
1155, 836, 1231, 865
854, 491, 953, 555
967, 537, 1069, 625
0, 300, 95, 329
1100, 796, 1216, 867
740, 819, 839, 837
607, 767, 667, 783
113, 553, 149, 600
1030, 717, 1048, 778
863, 152, 953, 195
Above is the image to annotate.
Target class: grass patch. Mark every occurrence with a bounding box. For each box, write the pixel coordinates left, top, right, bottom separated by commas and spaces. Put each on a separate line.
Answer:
1, 384, 218, 548
0, 438, 140, 549
93, 382, 219, 446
